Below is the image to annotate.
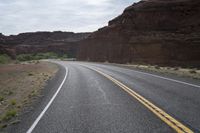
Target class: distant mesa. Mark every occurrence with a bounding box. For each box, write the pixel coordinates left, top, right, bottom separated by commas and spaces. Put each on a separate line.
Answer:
0, 31, 90, 59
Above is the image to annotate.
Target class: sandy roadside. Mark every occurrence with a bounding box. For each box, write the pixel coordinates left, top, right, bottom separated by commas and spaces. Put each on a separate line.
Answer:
0, 61, 58, 129
104, 63, 200, 80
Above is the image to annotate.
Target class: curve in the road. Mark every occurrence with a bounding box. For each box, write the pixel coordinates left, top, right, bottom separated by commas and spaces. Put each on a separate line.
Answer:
81, 64, 194, 133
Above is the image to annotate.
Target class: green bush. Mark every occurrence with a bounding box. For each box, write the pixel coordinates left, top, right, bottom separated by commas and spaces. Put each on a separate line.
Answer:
10, 99, 17, 105
0, 96, 4, 102
16, 52, 68, 61
0, 54, 11, 64
16, 54, 32, 61
2, 109, 17, 121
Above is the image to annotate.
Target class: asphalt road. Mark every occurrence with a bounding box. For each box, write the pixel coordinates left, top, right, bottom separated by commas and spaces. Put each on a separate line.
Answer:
5, 61, 200, 133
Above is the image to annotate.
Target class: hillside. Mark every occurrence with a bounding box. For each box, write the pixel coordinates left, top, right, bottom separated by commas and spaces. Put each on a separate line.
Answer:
77, 0, 200, 67
0, 31, 90, 58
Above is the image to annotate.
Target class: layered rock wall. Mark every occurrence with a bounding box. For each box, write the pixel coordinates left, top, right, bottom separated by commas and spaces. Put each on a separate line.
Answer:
78, 0, 200, 67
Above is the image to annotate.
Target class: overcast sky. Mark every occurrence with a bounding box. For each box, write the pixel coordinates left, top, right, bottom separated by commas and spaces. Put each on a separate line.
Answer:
0, 0, 139, 35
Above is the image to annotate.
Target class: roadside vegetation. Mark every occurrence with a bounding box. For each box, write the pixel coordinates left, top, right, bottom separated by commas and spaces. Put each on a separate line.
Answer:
16, 52, 68, 61
0, 54, 59, 129
0, 54, 11, 64
0, 52, 68, 65
0, 52, 69, 130
112, 63, 200, 80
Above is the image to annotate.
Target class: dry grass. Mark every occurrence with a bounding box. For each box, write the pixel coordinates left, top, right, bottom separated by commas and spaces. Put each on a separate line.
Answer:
0, 61, 58, 129
103, 62, 200, 80
120, 64, 200, 80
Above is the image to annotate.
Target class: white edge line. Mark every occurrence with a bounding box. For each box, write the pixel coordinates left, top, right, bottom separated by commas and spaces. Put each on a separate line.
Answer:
130, 69, 200, 88
89, 64, 200, 88
26, 67, 68, 133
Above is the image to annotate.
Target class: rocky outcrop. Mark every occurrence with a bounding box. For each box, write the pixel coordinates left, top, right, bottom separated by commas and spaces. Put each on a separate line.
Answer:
0, 31, 90, 58
78, 0, 200, 67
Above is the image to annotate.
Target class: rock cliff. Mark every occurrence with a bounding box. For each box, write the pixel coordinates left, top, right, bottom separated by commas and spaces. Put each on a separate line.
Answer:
77, 0, 200, 67
0, 31, 90, 58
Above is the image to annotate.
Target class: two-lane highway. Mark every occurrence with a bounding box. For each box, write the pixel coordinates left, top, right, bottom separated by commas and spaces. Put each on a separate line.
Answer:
5, 61, 200, 133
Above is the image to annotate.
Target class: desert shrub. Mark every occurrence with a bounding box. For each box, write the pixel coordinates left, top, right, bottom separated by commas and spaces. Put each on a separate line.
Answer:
16, 54, 33, 61
189, 70, 197, 74
0, 96, 4, 102
0, 124, 7, 128
28, 72, 34, 76
0, 54, 11, 64
2, 109, 17, 121
17, 52, 67, 61
10, 99, 17, 105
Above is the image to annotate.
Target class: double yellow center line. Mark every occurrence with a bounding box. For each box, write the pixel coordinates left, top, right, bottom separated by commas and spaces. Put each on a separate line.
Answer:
83, 65, 193, 133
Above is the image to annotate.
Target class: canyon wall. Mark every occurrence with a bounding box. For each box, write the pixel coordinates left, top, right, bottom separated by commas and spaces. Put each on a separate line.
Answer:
0, 31, 90, 58
78, 0, 200, 67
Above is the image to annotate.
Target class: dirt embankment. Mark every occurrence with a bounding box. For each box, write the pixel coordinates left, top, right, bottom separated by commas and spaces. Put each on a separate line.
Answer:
0, 61, 58, 129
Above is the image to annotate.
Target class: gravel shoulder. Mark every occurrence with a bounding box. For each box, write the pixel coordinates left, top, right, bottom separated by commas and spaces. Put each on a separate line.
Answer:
104, 63, 200, 80
0, 61, 58, 130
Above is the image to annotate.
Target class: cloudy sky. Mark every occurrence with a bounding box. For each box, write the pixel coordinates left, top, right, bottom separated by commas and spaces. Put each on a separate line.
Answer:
0, 0, 139, 35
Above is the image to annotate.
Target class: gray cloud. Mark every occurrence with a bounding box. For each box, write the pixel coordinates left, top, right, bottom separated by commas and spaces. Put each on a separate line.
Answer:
0, 0, 139, 35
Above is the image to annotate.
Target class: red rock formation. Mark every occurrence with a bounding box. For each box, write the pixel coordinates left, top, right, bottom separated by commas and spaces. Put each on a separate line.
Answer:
0, 31, 90, 58
78, 0, 200, 67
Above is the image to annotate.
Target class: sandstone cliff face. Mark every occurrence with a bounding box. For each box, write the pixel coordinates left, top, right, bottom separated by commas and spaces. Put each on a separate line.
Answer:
0, 31, 90, 58
78, 0, 200, 67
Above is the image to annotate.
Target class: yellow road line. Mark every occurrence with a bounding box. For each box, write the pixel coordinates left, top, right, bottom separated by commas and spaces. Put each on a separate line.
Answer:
83, 65, 193, 133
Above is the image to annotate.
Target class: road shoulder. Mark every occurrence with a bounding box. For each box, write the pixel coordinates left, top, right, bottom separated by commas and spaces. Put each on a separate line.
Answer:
101, 62, 200, 86
2, 61, 66, 133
